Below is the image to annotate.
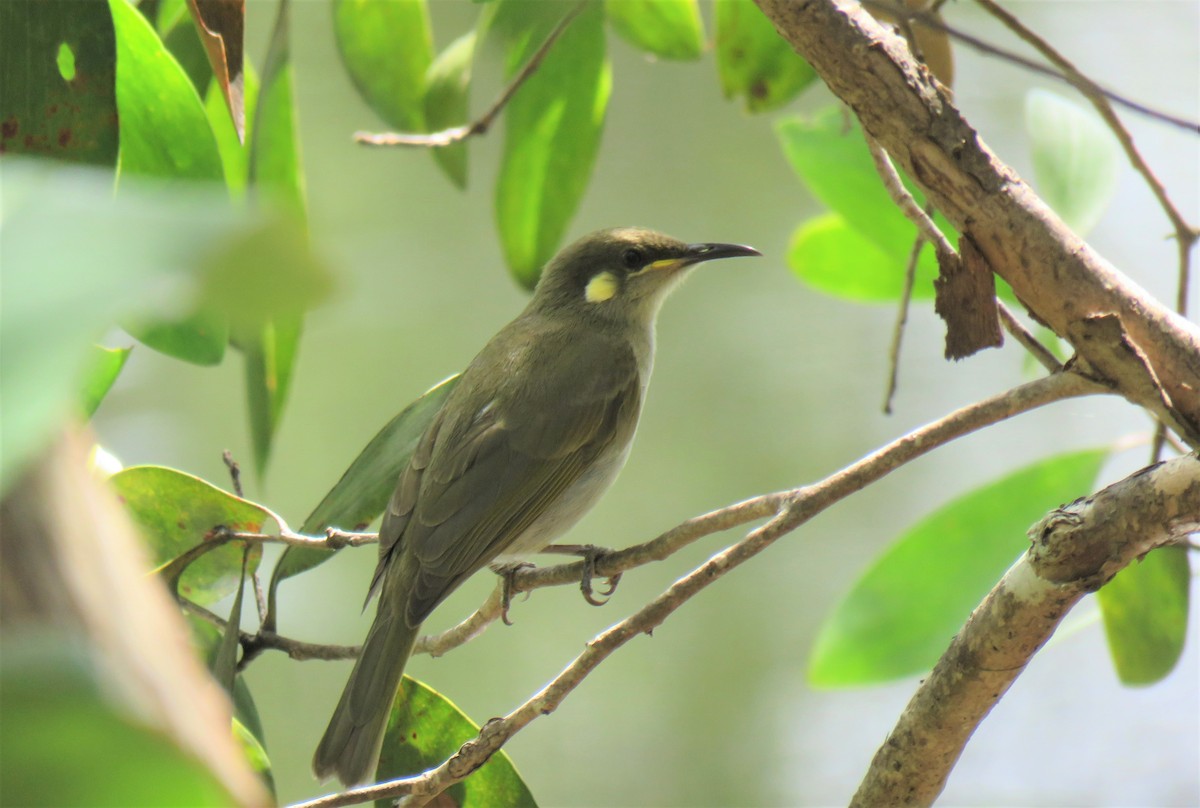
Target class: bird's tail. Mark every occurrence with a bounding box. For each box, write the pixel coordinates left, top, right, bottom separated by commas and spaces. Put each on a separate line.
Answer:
312, 606, 420, 786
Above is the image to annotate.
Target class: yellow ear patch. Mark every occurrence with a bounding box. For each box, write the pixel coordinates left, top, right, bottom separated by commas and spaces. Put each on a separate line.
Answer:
585, 271, 619, 303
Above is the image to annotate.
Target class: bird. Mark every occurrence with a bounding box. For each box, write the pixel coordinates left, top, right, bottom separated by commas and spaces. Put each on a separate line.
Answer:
313, 227, 760, 786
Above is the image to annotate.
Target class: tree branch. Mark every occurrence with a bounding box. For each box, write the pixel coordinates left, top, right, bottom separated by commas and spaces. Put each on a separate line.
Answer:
288, 370, 1104, 808
864, 131, 1060, 373
852, 452, 1200, 807
753, 0, 1200, 445
968, 0, 1197, 320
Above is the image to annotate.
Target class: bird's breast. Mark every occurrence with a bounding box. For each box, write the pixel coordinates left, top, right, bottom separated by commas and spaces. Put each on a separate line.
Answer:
492, 437, 634, 562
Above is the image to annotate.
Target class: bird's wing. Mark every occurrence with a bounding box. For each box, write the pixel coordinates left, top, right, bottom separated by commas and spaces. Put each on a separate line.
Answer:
372, 323, 641, 626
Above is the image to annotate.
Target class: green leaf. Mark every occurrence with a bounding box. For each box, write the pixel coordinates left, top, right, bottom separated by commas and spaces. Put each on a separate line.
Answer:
240, 315, 304, 476
606, 0, 704, 61
0, 0, 119, 165
206, 63, 260, 197
714, 0, 816, 112
186, 616, 275, 791
241, 22, 310, 476
110, 465, 275, 605
123, 306, 229, 366
252, 39, 307, 225
208, 27, 311, 476
1025, 88, 1121, 236
154, 0, 191, 37
160, 5, 214, 98
233, 717, 275, 798
787, 212, 938, 302
334, 0, 434, 131
776, 107, 964, 301
80, 345, 132, 418
109, 0, 225, 181
0, 635, 237, 806
213, 551, 249, 693
493, 0, 611, 287
424, 31, 475, 189
378, 677, 536, 807
123, 211, 329, 370
1098, 545, 1190, 685
809, 449, 1108, 687
265, 375, 459, 624
188, 617, 268, 745
109, 0, 232, 365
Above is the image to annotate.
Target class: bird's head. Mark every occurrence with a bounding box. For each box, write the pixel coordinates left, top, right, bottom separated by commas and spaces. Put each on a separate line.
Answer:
531, 227, 760, 326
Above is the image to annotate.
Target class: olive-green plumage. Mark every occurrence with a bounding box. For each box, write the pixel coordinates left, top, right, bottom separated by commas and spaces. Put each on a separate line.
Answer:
313, 227, 759, 786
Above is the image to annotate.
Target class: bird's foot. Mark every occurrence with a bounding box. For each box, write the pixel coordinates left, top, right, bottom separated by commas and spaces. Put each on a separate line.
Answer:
490, 561, 535, 626
541, 543, 622, 606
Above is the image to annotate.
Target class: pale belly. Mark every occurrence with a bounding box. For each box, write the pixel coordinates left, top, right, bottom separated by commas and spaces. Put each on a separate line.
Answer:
492, 440, 634, 562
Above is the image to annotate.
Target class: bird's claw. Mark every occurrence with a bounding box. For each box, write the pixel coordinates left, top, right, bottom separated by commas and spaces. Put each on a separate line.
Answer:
575, 545, 620, 606
492, 561, 535, 626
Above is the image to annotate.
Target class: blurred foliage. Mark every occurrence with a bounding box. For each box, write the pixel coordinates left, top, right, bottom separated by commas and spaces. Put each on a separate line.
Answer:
0, 635, 237, 806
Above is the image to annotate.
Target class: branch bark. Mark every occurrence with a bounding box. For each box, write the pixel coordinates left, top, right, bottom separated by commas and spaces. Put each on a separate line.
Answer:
852, 452, 1200, 806
753, 0, 1200, 444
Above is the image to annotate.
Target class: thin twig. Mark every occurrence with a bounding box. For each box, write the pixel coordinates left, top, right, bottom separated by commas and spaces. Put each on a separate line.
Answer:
184, 581, 506, 667
864, 133, 957, 262
229, 527, 377, 550
183, 599, 360, 664
222, 450, 243, 497
884, 234, 923, 414
971, 0, 1197, 319
288, 370, 1105, 808
861, 0, 1200, 135
355, 1, 589, 148
865, 132, 1073, 375
997, 302, 1061, 373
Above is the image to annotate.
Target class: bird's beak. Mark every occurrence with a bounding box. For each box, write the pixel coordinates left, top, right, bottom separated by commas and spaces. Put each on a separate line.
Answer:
646, 242, 762, 273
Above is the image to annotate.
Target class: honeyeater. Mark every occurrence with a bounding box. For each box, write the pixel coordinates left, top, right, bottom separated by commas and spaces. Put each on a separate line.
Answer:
313, 227, 760, 785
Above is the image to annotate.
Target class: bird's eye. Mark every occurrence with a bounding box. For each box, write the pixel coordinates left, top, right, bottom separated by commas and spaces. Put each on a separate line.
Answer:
621, 248, 644, 270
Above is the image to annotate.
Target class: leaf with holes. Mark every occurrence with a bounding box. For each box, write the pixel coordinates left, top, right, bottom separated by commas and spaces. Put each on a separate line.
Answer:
0, 0, 119, 165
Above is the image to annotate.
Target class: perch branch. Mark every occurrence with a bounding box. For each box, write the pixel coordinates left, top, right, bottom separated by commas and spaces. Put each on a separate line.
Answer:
288, 370, 1104, 808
